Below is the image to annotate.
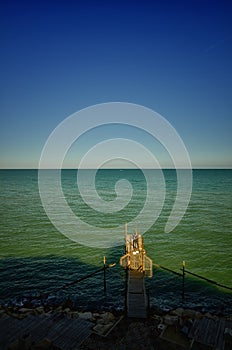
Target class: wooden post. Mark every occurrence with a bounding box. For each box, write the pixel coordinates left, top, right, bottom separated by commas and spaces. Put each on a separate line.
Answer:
103, 256, 106, 295
124, 223, 127, 254
182, 260, 185, 303
147, 288, 150, 317
125, 266, 128, 317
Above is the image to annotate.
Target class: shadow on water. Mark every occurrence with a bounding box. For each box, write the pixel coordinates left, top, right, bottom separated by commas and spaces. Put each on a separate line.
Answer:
0, 245, 231, 315
0, 244, 128, 311
146, 266, 232, 315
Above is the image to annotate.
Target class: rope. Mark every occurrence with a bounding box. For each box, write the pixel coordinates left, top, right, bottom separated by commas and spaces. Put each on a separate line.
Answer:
153, 263, 182, 277
152, 263, 232, 291
184, 269, 232, 291
23, 264, 116, 301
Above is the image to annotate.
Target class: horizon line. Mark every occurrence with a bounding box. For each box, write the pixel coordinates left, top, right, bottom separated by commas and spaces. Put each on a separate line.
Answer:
0, 167, 232, 170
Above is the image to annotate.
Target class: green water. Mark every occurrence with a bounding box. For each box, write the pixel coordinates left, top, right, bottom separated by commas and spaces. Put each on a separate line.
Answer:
0, 169, 231, 313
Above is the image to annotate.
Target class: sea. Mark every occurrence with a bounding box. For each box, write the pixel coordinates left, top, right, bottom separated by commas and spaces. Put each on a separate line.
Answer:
0, 169, 231, 314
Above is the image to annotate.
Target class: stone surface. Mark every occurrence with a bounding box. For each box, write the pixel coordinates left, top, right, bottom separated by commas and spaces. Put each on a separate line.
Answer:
78, 311, 93, 320
163, 315, 179, 325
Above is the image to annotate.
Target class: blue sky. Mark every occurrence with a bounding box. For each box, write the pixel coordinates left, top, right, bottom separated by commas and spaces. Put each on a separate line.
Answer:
1, 0, 232, 168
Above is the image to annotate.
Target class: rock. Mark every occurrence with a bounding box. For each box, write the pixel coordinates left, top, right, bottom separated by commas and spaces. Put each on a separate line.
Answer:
78, 311, 93, 320
157, 323, 166, 332
99, 311, 115, 324
63, 307, 70, 313
182, 309, 197, 319
152, 314, 162, 322
93, 322, 114, 335
70, 311, 79, 318
10, 312, 26, 319
55, 305, 63, 312
163, 315, 179, 325
204, 312, 215, 319
0, 309, 6, 317
35, 306, 45, 314
96, 318, 105, 325
171, 308, 184, 317
18, 308, 32, 313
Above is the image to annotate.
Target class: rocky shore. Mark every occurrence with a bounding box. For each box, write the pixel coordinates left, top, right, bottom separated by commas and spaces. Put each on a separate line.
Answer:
0, 302, 232, 350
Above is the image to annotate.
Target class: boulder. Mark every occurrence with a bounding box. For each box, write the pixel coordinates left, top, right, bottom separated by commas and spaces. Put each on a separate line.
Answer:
157, 323, 166, 332
204, 312, 217, 319
93, 322, 114, 336
0, 309, 6, 317
164, 315, 179, 325
63, 307, 70, 313
55, 305, 63, 312
78, 311, 93, 320
70, 311, 79, 318
99, 311, 115, 324
35, 306, 45, 314
11, 312, 26, 319
182, 309, 197, 319
171, 308, 184, 317
18, 308, 36, 316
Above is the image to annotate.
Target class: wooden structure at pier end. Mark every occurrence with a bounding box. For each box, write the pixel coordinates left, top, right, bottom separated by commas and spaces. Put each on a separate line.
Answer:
120, 224, 153, 318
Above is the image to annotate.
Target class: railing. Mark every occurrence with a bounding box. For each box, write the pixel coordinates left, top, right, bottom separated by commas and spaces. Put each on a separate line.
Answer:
144, 255, 153, 277
13, 257, 231, 315
120, 252, 153, 277
120, 253, 130, 269
153, 261, 232, 303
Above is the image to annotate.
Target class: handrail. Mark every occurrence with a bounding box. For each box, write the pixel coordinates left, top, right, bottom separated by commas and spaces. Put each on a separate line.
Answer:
23, 262, 116, 301
184, 269, 232, 291
153, 263, 182, 277
153, 262, 232, 291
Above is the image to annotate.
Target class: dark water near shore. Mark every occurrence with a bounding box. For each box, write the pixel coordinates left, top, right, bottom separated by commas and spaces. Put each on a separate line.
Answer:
0, 169, 231, 313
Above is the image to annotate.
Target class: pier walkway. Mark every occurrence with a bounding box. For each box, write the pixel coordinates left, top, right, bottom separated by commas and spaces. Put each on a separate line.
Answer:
127, 270, 147, 318
120, 226, 152, 318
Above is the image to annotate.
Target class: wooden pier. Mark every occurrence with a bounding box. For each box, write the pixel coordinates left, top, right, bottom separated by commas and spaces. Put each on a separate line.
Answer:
120, 225, 153, 318
0, 313, 93, 350
127, 270, 147, 318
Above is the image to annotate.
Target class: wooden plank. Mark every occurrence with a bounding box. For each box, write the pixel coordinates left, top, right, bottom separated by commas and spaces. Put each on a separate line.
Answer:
127, 270, 147, 318
188, 317, 232, 350
0, 314, 92, 350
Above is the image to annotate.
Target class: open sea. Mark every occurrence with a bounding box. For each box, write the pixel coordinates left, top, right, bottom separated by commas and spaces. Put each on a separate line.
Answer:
0, 169, 231, 314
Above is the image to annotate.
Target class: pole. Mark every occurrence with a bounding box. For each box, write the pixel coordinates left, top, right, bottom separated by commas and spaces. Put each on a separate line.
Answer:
125, 266, 128, 317
124, 223, 127, 254
103, 256, 106, 295
147, 288, 150, 317
182, 260, 185, 303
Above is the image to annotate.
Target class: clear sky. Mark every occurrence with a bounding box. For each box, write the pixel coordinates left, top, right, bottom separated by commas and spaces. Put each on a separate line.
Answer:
1, 0, 232, 169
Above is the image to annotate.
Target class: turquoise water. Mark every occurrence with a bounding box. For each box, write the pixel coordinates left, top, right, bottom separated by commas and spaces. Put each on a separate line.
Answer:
0, 169, 231, 313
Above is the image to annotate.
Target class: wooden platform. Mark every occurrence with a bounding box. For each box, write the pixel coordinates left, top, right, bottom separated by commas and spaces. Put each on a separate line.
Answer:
127, 270, 147, 318
188, 316, 232, 350
0, 313, 93, 350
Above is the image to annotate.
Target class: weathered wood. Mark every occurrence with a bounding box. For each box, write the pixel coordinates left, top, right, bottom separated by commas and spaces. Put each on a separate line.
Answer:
188, 317, 232, 350
120, 231, 153, 277
0, 314, 92, 350
127, 270, 147, 318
